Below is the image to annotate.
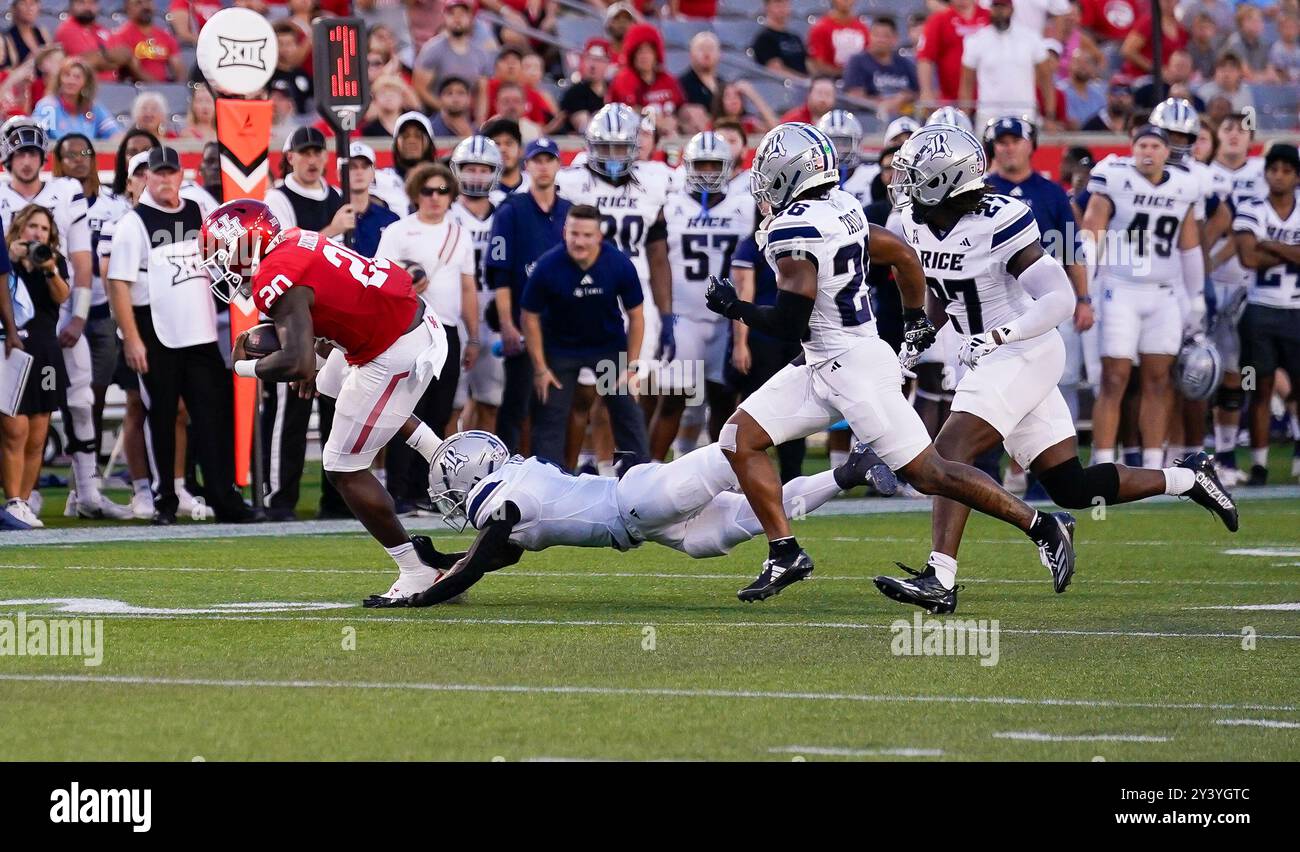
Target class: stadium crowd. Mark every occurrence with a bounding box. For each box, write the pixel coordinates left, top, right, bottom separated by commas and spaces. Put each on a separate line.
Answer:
0, 0, 1297, 530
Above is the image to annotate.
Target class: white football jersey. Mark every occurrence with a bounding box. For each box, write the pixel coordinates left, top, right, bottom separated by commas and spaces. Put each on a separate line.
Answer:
85, 190, 132, 307
555, 161, 671, 286
0, 176, 91, 258
1234, 196, 1300, 309
760, 187, 876, 361
899, 194, 1042, 338
466, 456, 634, 552
1086, 158, 1199, 286
374, 168, 411, 216
1171, 159, 1231, 220
840, 162, 879, 207
1210, 156, 1267, 290
449, 199, 496, 296
664, 188, 755, 318
489, 171, 531, 207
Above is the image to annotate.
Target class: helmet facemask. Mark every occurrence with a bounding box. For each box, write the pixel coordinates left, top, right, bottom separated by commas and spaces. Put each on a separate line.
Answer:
588, 139, 637, 179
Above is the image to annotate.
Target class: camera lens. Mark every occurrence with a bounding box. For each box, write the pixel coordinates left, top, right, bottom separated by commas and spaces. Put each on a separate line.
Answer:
29, 242, 52, 264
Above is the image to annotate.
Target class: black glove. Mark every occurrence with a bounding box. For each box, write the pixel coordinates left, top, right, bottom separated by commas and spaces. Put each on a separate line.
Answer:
901, 307, 937, 356
705, 275, 740, 318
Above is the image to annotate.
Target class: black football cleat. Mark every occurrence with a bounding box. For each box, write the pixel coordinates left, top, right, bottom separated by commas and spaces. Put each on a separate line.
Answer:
1177, 451, 1239, 532
151, 510, 177, 526
1247, 464, 1268, 487
873, 562, 960, 614
834, 441, 898, 496
1030, 511, 1076, 593
737, 549, 814, 602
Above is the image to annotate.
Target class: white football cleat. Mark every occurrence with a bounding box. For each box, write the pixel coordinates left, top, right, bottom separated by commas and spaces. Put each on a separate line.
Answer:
130, 490, 156, 519
363, 566, 445, 608
6, 499, 44, 528
177, 486, 215, 520
79, 492, 136, 520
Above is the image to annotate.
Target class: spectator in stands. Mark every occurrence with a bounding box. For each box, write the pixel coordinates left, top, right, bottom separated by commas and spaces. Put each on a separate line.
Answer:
494, 81, 544, 142
1223, 5, 1276, 82
429, 76, 477, 138
603, 2, 641, 64
413, 0, 494, 114
199, 139, 221, 201
779, 75, 838, 124
607, 23, 684, 129
1134, 49, 1206, 110
961, 0, 1057, 130
1082, 74, 1135, 130
549, 39, 609, 135
111, 0, 184, 83
268, 81, 302, 135
712, 80, 778, 136
522, 203, 648, 468
1197, 50, 1255, 111
1120, 0, 1188, 77
521, 52, 558, 117
365, 25, 409, 86
362, 74, 419, 138
1037, 39, 1071, 129
1186, 11, 1223, 81
752, 0, 808, 77
55, 0, 121, 81
490, 46, 554, 127
1271, 11, 1300, 83
286, 0, 318, 44
844, 15, 919, 116
1061, 44, 1107, 129
491, 0, 560, 59
2, 0, 52, 70
2, 203, 70, 529
1079, 0, 1139, 45
180, 83, 215, 141
270, 20, 313, 114
1180, 0, 1235, 35
130, 91, 174, 139
1012, 0, 1072, 37
670, 0, 717, 18
917, 0, 989, 108
167, 0, 223, 47
679, 32, 723, 119
808, 0, 872, 78
1054, 3, 1104, 81
32, 57, 120, 140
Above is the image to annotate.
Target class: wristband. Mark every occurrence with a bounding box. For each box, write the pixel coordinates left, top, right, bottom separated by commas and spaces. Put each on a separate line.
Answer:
234, 359, 259, 378
1076, 295, 1092, 305
72, 286, 92, 319
902, 306, 927, 322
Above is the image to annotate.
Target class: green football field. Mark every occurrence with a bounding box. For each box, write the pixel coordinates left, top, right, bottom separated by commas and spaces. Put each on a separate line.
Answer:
2, 481, 1298, 762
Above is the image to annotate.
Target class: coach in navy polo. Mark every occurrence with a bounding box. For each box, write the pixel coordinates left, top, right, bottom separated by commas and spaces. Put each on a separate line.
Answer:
521, 204, 650, 468
486, 136, 572, 452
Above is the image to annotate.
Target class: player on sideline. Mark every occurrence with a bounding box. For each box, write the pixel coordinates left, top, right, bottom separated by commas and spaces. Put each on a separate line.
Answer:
817, 109, 877, 207
1233, 144, 1300, 486
373, 431, 888, 606
703, 122, 1077, 602
199, 200, 452, 605
873, 126, 1238, 614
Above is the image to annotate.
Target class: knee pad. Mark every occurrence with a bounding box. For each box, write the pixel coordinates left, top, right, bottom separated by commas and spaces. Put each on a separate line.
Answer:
1215, 386, 1246, 411
1037, 457, 1120, 510
718, 422, 738, 454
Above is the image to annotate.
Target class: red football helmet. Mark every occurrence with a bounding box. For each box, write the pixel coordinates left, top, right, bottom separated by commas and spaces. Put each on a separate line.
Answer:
199, 199, 284, 302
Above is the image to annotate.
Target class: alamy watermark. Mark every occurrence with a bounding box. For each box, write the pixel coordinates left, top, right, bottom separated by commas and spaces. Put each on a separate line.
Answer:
890, 612, 1000, 667
0, 613, 104, 666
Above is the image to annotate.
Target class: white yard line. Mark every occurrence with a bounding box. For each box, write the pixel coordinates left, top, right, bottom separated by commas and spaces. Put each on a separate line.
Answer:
1214, 719, 1300, 729
769, 746, 945, 757
0, 672, 1296, 713
993, 731, 1172, 743
0, 608, 1296, 640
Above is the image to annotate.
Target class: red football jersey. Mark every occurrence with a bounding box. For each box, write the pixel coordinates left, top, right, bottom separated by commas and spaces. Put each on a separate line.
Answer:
252, 229, 423, 366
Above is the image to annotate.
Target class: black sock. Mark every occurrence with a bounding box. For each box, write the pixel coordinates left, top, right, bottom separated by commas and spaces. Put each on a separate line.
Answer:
769, 536, 800, 561
1027, 511, 1048, 539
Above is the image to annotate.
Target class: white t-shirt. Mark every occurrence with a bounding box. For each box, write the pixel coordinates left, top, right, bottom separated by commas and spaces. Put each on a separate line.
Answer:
374, 213, 474, 326
998, 0, 1070, 36
961, 25, 1047, 127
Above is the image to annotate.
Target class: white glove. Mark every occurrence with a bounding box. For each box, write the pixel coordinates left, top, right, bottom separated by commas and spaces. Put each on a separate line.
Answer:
958, 333, 1000, 369
1183, 293, 1207, 337
899, 342, 924, 371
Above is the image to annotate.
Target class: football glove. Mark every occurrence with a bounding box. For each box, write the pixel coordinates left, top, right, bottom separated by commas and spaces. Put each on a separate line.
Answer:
958, 332, 1000, 369
657, 312, 676, 362
899, 309, 937, 369
1183, 293, 1207, 338
705, 275, 740, 318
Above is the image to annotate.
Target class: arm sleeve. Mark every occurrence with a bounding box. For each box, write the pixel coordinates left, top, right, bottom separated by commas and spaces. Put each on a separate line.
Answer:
1179, 246, 1206, 299
729, 289, 815, 340
997, 254, 1075, 343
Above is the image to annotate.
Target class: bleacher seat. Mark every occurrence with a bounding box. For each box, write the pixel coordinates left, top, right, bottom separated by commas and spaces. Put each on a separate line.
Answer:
98, 82, 140, 118
156, 82, 193, 117
555, 16, 604, 51
719, 0, 763, 20
664, 48, 691, 76
1252, 84, 1299, 131
714, 19, 762, 50
660, 19, 700, 50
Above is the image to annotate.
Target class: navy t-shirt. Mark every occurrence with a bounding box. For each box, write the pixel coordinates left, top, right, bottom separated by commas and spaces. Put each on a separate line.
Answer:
352, 198, 401, 258
486, 191, 573, 324
521, 241, 644, 357
986, 172, 1081, 264
843, 52, 918, 98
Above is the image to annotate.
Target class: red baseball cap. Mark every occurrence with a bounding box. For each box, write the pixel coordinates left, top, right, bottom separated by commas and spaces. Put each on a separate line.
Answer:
584, 38, 612, 60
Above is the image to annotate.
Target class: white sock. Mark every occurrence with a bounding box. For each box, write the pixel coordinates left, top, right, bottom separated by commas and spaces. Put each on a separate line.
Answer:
133, 478, 151, 497
385, 541, 426, 574
1142, 449, 1164, 470
405, 423, 442, 462
1092, 448, 1116, 464
596, 460, 615, 477
174, 476, 187, 493
1252, 447, 1268, 468
1163, 467, 1196, 495
71, 452, 98, 499
829, 449, 849, 469
929, 551, 958, 589
577, 450, 596, 470
1214, 424, 1237, 455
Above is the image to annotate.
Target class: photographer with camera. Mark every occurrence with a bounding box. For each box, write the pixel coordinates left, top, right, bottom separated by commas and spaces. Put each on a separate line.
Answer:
2, 204, 70, 528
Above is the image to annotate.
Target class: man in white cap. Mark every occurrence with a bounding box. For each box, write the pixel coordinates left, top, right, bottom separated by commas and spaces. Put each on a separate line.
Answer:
341, 141, 401, 259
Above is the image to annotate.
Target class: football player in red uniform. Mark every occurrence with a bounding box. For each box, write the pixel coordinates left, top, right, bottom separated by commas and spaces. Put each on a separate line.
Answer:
200, 199, 463, 606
